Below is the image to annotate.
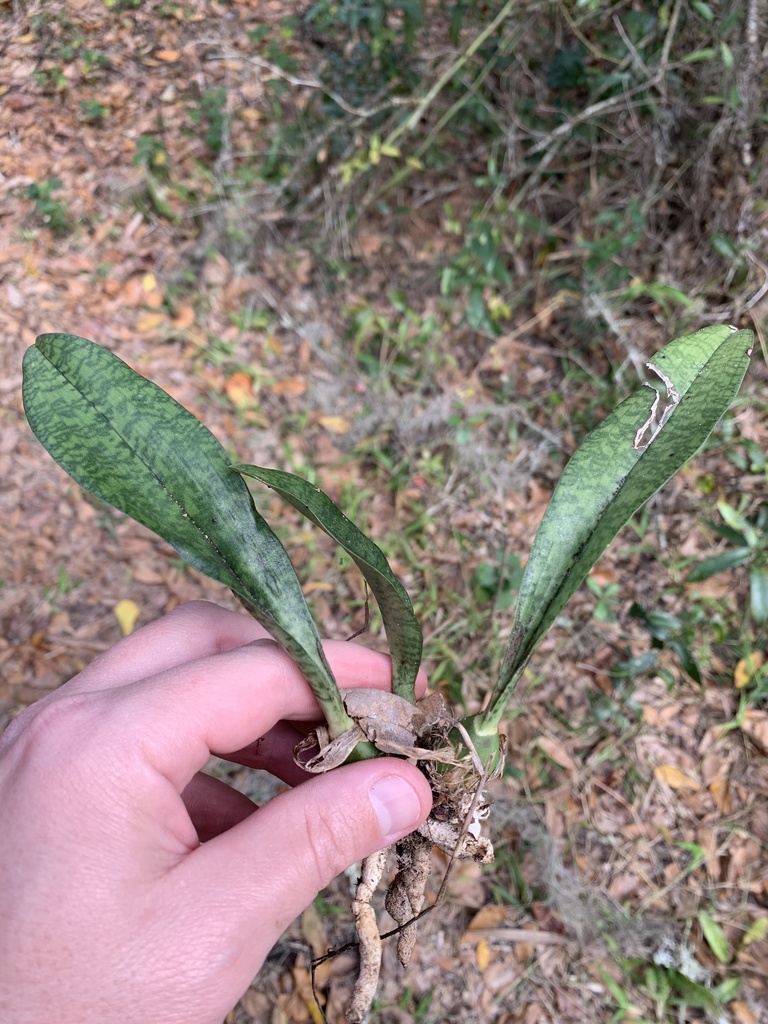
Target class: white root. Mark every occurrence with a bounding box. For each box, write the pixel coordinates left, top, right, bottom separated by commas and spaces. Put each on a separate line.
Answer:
384, 833, 432, 968
347, 849, 387, 1023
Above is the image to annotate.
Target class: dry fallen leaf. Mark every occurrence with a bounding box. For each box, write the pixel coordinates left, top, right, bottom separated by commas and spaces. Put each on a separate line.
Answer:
271, 376, 307, 397
225, 371, 255, 410
359, 234, 383, 257
132, 565, 165, 585
536, 736, 577, 773
731, 1002, 757, 1024
318, 415, 351, 434
654, 764, 700, 791
171, 305, 195, 330
708, 775, 731, 813
741, 711, 768, 756
139, 272, 164, 308
302, 580, 334, 594
735, 651, 765, 689
465, 904, 508, 934
137, 312, 166, 334
114, 599, 140, 636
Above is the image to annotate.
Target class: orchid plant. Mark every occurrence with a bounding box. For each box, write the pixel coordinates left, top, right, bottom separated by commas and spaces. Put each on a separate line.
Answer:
22, 325, 752, 1018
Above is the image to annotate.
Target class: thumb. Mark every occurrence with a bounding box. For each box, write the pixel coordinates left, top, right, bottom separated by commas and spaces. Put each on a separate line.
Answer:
186, 758, 432, 950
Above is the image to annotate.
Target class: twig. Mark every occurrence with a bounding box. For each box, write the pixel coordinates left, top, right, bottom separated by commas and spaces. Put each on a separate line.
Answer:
736, 0, 761, 169
612, 15, 651, 78
345, 582, 370, 641
527, 87, 651, 155
555, 0, 623, 66
364, 45, 509, 213
461, 927, 573, 946
205, 49, 414, 119
658, 0, 683, 84
378, 0, 518, 153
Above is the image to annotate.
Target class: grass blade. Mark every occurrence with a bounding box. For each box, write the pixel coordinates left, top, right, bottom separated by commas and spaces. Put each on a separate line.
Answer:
685, 547, 752, 583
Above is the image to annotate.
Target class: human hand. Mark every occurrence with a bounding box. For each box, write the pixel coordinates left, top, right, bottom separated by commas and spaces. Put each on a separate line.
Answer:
0, 600, 432, 1024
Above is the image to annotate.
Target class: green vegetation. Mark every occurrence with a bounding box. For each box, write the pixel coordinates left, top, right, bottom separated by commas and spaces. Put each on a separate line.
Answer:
25, 179, 72, 235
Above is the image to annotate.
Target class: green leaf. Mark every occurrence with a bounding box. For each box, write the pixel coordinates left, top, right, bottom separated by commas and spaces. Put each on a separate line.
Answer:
682, 47, 716, 62
749, 568, 768, 625
685, 546, 752, 582
704, 518, 748, 547
22, 334, 354, 738
480, 325, 752, 734
698, 910, 731, 964
713, 976, 740, 1003
233, 464, 423, 702
669, 640, 701, 684
742, 916, 768, 946
666, 969, 720, 1010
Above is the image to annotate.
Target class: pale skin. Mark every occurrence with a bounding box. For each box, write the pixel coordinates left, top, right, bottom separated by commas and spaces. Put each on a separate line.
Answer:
0, 600, 433, 1024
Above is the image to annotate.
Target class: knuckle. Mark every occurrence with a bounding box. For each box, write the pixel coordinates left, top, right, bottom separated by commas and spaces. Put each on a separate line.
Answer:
167, 599, 216, 624
301, 802, 356, 889
3, 691, 101, 758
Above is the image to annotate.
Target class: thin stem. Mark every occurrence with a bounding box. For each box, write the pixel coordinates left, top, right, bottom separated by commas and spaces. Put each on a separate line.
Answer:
379, 0, 518, 153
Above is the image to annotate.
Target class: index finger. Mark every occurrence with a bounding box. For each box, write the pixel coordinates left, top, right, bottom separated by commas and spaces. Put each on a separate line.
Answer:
63, 601, 273, 695
53, 638, 427, 793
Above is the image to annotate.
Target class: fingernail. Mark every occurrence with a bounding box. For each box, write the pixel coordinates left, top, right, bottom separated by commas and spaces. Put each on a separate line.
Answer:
369, 775, 423, 843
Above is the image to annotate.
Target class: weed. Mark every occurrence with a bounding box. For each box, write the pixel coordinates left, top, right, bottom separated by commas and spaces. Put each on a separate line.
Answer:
43, 565, 83, 613
79, 49, 109, 79
80, 100, 109, 123
33, 65, 67, 93
626, 602, 705, 685
687, 498, 768, 625
440, 218, 513, 333
26, 179, 72, 235
586, 575, 621, 624
227, 307, 274, 334
190, 87, 228, 159
133, 135, 170, 178
347, 294, 447, 392
306, 0, 423, 98
471, 552, 522, 612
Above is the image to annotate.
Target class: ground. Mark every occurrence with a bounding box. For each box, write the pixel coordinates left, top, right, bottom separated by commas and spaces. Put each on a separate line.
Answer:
2, 1, 768, 1022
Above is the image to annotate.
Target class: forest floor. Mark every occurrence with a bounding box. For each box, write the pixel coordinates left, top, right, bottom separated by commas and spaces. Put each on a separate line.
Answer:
2, 2, 768, 1022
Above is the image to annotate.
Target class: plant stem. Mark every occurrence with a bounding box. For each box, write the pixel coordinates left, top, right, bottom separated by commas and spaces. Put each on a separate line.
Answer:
474, 671, 521, 737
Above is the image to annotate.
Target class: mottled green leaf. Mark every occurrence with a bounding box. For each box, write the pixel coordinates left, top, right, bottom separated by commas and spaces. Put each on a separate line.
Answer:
233, 464, 423, 702
22, 334, 353, 737
480, 325, 752, 733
